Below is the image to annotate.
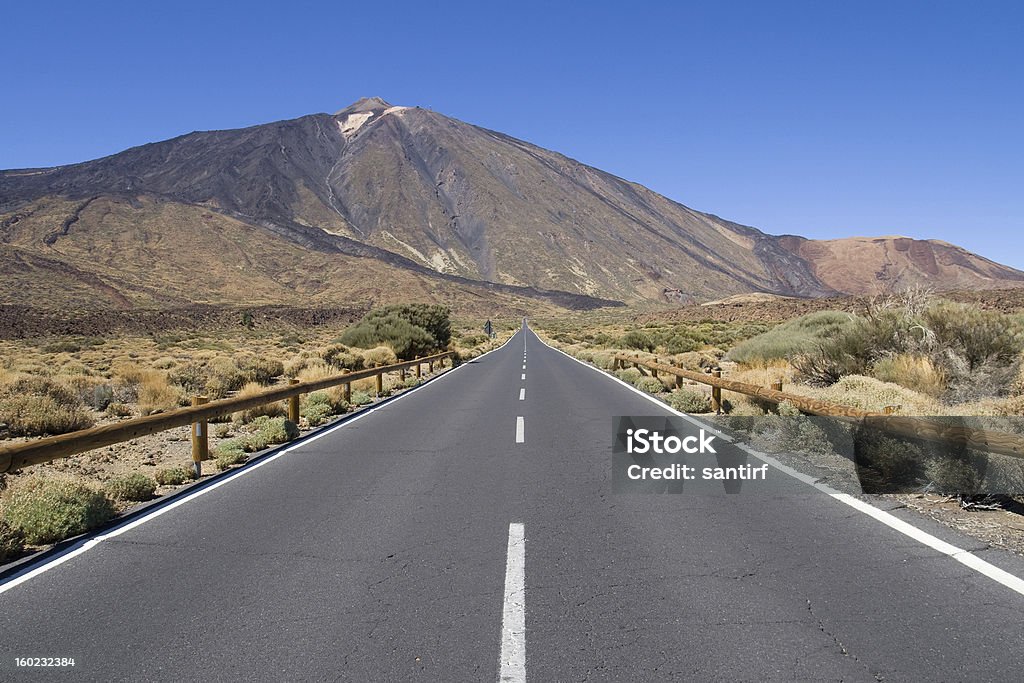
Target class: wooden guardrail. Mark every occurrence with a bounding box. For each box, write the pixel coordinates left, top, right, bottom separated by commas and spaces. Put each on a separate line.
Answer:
612, 353, 1024, 460
0, 351, 455, 475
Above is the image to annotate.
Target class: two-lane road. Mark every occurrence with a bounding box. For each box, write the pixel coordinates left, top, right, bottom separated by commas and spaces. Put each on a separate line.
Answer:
3, 323, 1024, 680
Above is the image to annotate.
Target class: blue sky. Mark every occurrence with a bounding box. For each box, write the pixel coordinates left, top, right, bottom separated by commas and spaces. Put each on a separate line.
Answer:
3, 1, 1022, 268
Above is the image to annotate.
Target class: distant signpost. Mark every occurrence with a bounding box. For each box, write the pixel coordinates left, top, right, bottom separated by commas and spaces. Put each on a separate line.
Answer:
484, 319, 494, 338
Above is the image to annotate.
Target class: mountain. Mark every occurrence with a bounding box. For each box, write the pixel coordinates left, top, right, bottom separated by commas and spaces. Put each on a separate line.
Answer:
2, 97, 1022, 311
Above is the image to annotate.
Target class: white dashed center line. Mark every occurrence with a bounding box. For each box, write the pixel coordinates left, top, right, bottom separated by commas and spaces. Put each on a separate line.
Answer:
519, 387, 525, 401
515, 416, 524, 443
499, 522, 526, 682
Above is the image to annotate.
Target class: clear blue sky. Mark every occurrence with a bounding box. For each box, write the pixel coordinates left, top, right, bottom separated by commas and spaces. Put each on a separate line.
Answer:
3, 1, 1022, 268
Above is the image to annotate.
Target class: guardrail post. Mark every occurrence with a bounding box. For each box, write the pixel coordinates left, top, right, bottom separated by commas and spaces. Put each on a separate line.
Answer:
771, 380, 783, 392
712, 369, 722, 415
288, 378, 300, 423
415, 358, 422, 379
375, 371, 383, 397
400, 366, 406, 382
191, 396, 209, 478
343, 370, 351, 404
674, 367, 683, 389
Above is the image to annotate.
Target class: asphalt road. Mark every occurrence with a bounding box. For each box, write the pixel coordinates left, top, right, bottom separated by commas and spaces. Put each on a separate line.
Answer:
3, 323, 1024, 681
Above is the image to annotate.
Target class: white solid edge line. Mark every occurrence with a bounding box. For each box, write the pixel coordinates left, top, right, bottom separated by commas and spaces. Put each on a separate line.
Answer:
519, 388, 525, 401
499, 522, 526, 683
534, 329, 1024, 597
0, 332, 522, 596
515, 416, 525, 443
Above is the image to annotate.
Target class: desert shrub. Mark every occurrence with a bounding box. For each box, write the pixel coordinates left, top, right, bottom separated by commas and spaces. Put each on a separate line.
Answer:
232, 381, 285, 423
152, 356, 177, 370
302, 391, 346, 427
91, 384, 115, 411
167, 362, 207, 395
853, 430, 925, 493
668, 388, 711, 413
809, 375, 941, 414
216, 449, 249, 471
138, 372, 183, 415
361, 345, 398, 368
0, 518, 26, 561
350, 390, 373, 406
616, 367, 643, 384
0, 377, 94, 436
204, 357, 247, 398
621, 331, 655, 352
923, 302, 1024, 371
214, 423, 233, 438
728, 312, 853, 365
339, 314, 435, 360
41, 340, 83, 354
238, 356, 284, 385
105, 402, 133, 418
105, 473, 157, 502
3, 478, 115, 545
154, 467, 191, 486
322, 344, 365, 371
338, 305, 451, 361
634, 376, 666, 393
871, 354, 946, 398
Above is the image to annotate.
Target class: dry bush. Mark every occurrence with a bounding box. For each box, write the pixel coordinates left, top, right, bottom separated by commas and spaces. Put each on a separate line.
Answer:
361, 345, 398, 368
232, 381, 285, 423
138, 371, 183, 415
322, 344, 364, 371
793, 375, 942, 415
204, 357, 247, 398
0, 377, 94, 436
871, 354, 946, 398
238, 356, 284, 385
297, 360, 338, 384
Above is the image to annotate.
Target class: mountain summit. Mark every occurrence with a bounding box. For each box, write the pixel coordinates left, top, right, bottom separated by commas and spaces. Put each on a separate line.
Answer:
1, 99, 1022, 310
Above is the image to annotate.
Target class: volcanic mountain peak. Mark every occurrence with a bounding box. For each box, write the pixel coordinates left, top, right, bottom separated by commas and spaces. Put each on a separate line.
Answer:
335, 96, 393, 115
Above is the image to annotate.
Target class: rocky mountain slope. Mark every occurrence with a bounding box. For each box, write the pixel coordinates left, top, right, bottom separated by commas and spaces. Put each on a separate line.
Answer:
2, 96, 1021, 310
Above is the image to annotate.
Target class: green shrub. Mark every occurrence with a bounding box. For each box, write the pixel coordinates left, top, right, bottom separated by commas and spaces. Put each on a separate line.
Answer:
0, 377, 94, 437
634, 376, 666, 393
727, 312, 853, 364
0, 518, 26, 561
853, 430, 925, 493
105, 473, 157, 502
167, 362, 207, 394
621, 331, 655, 352
322, 345, 365, 371
3, 478, 115, 545
616, 368, 643, 384
338, 304, 451, 361
304, 402, 333, 427
350, 390, 373, 406
154, 467, 191, 486
339, 314, 435, 360
215, 444, 249, 470
239, 357, 284, 385
668, 388, 711, 413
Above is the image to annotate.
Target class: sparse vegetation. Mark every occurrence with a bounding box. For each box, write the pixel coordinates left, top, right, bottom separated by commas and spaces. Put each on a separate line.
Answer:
0, 377, 95, 436
105, 473, 157, 502
0, 518, 26, 561
2, 477, 115, 545
668, 388, 712, 413
154, 467, 192, 486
